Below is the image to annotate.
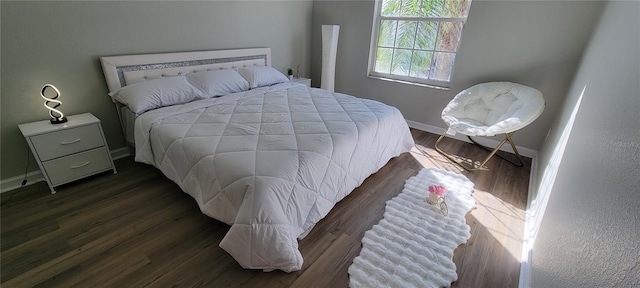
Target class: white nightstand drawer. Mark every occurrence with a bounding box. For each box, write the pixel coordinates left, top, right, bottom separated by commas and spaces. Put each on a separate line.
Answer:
42, 147, 112, 186
30, 124, 104, 161
19, 113, 116, 194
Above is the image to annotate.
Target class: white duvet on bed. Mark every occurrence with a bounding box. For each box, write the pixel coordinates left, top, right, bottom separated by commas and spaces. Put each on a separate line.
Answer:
134, 82, 414, 272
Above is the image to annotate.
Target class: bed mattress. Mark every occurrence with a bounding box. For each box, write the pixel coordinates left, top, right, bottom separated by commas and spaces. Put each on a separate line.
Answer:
134, 82, 414, 272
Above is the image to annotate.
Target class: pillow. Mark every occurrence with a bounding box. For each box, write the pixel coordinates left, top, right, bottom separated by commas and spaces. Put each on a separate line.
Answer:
237, 66, 289, 89
108, 76, 205, 114
186, 69, 250, 98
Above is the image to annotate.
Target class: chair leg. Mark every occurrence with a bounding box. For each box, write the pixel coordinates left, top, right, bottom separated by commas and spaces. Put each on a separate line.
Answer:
468, 132, 525, 167
435, 131, 519, 172
435, 131, 490, 171
505, 133, 525, 167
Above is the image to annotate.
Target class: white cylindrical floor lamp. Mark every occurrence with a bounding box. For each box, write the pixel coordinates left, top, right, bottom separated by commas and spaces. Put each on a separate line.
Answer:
321, 25, 340, 92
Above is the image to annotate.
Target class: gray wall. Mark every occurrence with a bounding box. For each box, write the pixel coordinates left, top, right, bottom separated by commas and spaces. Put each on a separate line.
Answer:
531, 1, 640, 287
311, 0, 603, 151
1, 1, 313, 181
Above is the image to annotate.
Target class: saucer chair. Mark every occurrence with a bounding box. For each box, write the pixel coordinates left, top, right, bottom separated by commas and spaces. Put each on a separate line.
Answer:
435, 82, 545, 171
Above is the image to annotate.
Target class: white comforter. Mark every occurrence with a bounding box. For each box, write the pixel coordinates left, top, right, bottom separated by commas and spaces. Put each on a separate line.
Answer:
134, 83, 414, 272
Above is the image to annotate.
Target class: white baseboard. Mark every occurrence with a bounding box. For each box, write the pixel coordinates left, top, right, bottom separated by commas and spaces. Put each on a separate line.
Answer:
406, 120, 538, 158
0, 147, 131, 194
0, 171, 45, 194
519, 153, 539, 288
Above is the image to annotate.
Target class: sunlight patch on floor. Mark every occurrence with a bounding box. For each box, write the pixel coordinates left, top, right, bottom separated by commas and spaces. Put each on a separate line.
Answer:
410, 145, 465, 172
409, 146, 433, 168
471, 189, 525, 260
410, 144, 525, 261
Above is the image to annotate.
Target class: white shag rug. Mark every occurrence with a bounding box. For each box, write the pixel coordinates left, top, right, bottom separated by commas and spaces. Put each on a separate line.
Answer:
348, 168, 476, 288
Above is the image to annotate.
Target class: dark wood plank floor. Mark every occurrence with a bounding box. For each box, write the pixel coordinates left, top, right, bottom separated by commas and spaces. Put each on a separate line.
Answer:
1, 129, 530, 287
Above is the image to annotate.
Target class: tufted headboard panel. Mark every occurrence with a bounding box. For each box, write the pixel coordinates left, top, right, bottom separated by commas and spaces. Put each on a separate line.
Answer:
100, 48, 271, 93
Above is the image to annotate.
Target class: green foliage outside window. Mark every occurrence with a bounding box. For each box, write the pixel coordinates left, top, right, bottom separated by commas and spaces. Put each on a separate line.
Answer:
372, 0, 471, 85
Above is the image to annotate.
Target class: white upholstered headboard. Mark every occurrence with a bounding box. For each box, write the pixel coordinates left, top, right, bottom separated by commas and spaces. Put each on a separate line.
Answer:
100, 47, 271, 93
100, 48, 272, 145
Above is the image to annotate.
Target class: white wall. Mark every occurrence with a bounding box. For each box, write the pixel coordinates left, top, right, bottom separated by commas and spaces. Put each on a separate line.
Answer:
311, 0, 603, 152
0, 1, 313, 181
530, 1, 640, 287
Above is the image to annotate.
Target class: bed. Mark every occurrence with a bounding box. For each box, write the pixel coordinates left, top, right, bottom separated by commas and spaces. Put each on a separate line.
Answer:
100, 48, 415, 272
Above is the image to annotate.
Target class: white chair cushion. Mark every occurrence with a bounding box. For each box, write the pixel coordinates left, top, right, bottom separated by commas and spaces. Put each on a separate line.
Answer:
442, 82, 545, 136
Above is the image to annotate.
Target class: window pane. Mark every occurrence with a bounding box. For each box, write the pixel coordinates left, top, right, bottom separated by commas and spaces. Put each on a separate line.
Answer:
378, 20, 397, 47
371, 0, 472, 86
415, 21, 437, 50
395, 21, 417, 49
430, 52, 455, 81
381, 0, 401, 16
375, 47, 394, 73
391, 49, 412, 76
410, 50, 432, 78
422, 0, 446, 18
435, 21, 463, 52
400, 0, 422, 17
442, 0, 472, 17
425, 0, 471, 17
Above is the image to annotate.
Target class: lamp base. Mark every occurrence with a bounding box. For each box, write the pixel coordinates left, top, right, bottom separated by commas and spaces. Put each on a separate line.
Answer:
50, 117, 67, 124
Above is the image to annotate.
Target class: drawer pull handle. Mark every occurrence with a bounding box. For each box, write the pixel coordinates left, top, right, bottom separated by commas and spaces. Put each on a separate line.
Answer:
60, 138, 81, 145
70, 161, 91, 169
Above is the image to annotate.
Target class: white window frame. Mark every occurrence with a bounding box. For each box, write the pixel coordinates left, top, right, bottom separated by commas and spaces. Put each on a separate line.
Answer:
367, 0, 470, 89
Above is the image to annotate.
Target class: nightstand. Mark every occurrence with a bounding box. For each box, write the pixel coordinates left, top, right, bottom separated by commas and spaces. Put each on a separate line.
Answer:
291, 77, 312, 88
18, 113, 117, 194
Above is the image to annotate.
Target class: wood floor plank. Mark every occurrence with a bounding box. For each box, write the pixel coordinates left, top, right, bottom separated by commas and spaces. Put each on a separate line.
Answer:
2, 198, 193, 287
0, 182, 181, 272
0, 218, 60, 252
1, 170, 156, 234
144, 238, 232, 287
0, 129, 531, 287
60, 208, 206, 287
289, 233, 362, 288
111, 221, 226, 287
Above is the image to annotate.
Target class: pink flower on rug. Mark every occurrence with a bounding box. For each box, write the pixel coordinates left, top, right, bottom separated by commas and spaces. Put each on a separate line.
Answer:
428, 185, 446, 196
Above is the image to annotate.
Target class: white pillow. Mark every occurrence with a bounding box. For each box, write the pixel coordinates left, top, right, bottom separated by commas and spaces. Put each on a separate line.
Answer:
187, 69, 250, 98
237, 66, 289, 89
108, 76, 205, 114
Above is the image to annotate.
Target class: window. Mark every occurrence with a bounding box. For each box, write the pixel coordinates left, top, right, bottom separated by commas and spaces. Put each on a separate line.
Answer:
369, 0, 472, 88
